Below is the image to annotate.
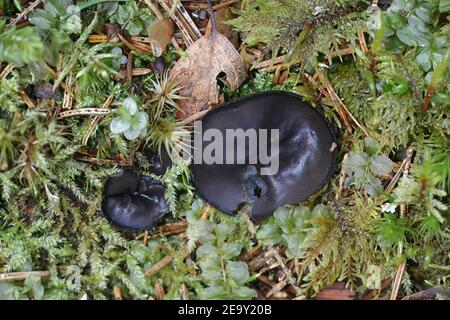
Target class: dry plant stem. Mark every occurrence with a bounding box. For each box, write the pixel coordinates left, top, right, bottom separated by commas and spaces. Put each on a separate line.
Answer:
316, 68, 369, 136
421, 85, 434, 112
76, 156, 132, 167
82, 94, 114, 145
390, 260, 407, 300
180, 109, 209, 125
42, 62, 73, 96
8, 0, 44, 27
157, 0, 201, 46
253, 55, 287, 70
145, 244, 189, 277
62, 74, 74, 110
183, 0, 240, 11
145, 254, 175, 277
207, 0, 217, 33
57, 108, 111, 119
201, 203, 212, 220
0, 64, 15, 79
127, 51, 133, 82
212, 0, 241, 10
143, 230, 149, 246
385, 149, 413, 193
0, 271, 50, 282
19, 90, 35, 108
118, 34, 152, 54
131, 68, 152, 76
142, 0, 164, 19
113, 286, 123, 300
314, 69, 353, 134
389, 149, 412, 300
265, 276, 288, 298
358, 29, 368, 53
155, 281, 165, 300
336, 153, 349, 200
269, 246, 304, 298
135, 221, 188, 239
181, 283, 189, 300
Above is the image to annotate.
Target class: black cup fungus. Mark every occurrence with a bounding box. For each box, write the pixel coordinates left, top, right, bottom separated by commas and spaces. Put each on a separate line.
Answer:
191, 91, 337, 220
143, 148, 172, 176
102, 169, 170, 231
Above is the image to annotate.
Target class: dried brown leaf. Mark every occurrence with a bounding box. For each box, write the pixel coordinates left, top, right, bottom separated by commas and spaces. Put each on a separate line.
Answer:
170, 30, 247, 120
147, 18, 175, 57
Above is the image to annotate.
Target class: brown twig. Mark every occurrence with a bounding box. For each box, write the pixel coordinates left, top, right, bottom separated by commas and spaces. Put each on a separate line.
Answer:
155, 281, 165, 300
0, 271, 50, 282
181, 283, 189, 300
157, 0, 201, 46
82, 94, 114, 145
385, 149, 413, 193
389, 149, 412, 300
19, 90, 35, 108
269, 246, 304, 298
127, 51, 133, 82
145, 244, 189, 277
0, 64, 15, 79
57, 108, 111, 119
113, 286, 123, 300
8, 0, 44, 27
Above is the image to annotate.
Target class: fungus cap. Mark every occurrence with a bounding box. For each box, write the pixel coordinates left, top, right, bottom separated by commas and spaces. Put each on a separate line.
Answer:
102, 169, 170, 231
191, 91, 337, 220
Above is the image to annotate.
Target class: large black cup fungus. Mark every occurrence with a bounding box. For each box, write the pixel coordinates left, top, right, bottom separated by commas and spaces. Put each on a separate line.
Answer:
191, 91, 337, 220
102, 169, 170, 231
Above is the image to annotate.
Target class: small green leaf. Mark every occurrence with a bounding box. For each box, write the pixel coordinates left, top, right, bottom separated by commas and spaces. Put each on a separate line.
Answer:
130, 112, 148, 131
397, 26, 428, 47
439, 0, 450, 12
0, 27, 44, 64
123, 97, 138, 115
124, 126, 142, 140
273, 207, 292, 233
256, 222, 282, 245
415, 6, 432, 23
364, 137, 379, 155
110, 114, 131, 134
126, 19, 143, 36
29, 9, 54, 30
221, 243, 243, 259
116, 5, 129, 24
343, 152, 369, 177
196, 244, 218, 259
370, 155, 394, 176
416, 49, 432, 71
226, 261, 249, 285
365, 173, 383, 196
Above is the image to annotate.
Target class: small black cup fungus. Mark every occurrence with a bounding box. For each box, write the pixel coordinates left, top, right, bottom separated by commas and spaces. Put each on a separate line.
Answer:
102, 169, 170, 231
191, 91, 337, 220
143, 148, 172, 176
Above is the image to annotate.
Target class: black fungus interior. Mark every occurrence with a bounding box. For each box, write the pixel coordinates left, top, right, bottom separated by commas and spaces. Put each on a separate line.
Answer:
102, 169, 170, 231
143, 148, 172, 176
191, 91, 337, 220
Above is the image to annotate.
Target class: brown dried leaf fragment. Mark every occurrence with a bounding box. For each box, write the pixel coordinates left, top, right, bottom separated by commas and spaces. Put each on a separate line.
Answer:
147, 18, 175, 57
170, 25, 246, 120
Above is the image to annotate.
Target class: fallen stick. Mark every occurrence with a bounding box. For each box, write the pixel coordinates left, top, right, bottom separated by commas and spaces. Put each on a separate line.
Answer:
145, 244, 189, 276
57, 108, 111, 119
8, 0, 44, 27
0, 271, 50, 282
